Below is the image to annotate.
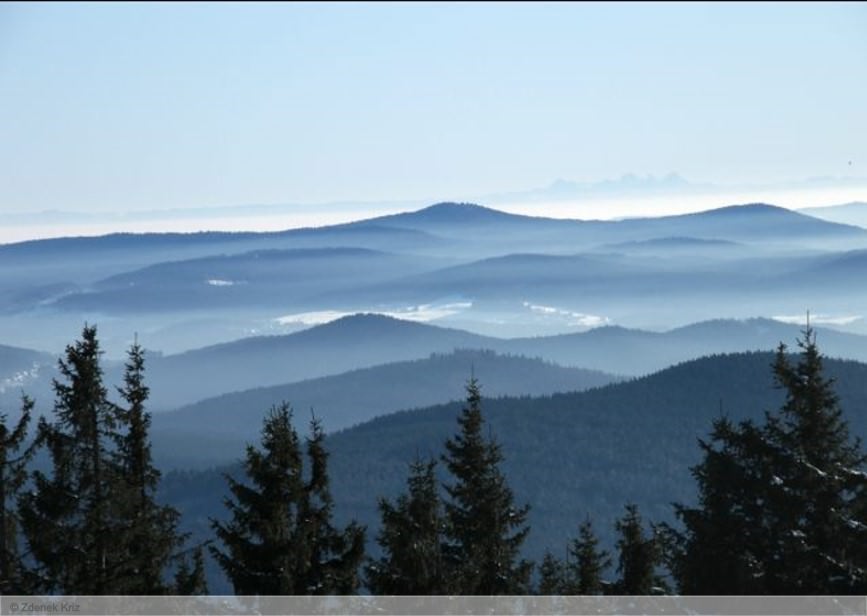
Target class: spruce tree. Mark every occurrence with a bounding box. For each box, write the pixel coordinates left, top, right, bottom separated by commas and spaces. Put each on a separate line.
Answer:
112, 340, 186, 594
18, 326, 188, 594
211, 405, 364, 595
441, 377, 531, 595
537, 551, 566, 595
297, 416, 365, 594
670, 418, 776, 593
613, 504, 663, 595
174, 546, 209, 595
0, 396, 34, 593
673, 326, 867, 593
567, 517, 610, 595
366, 458, 447, 594
18, 325, 120, 593
765, 330, 867, 592
211, 403, 306, 594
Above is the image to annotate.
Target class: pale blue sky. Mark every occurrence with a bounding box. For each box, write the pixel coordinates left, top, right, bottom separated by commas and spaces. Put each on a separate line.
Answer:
1, 1, 865, 215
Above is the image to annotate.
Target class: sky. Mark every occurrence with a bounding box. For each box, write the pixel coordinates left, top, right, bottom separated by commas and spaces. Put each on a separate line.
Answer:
1, 1, 866, 232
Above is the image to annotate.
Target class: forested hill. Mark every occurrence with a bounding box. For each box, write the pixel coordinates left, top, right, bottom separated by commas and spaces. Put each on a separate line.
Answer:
153, 349, 620, 447
160, 351, 867, 592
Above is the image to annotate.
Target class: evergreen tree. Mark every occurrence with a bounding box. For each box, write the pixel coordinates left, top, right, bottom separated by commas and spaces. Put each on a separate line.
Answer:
18, 327, 188, 594
613, 504, 663, 595
174, 546, 209, 595
211, 403, 306, 594
765, 330, 867, 592
297, 416, 365, 594
0, 396, 34, 593
669, 418, 776, 593
537, 551, 566, 595
111, 340, 186, 594
673, 326, 867, 593
366, 458, 447, 594
211, 404, 365, 595
537, 519, 610, 596
441, 377, 532, 594
567, 517, 610, 595
18, 325, 121, 593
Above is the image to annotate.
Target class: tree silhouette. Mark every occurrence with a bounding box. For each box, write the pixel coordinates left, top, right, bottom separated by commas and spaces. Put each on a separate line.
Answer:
441, 377, 531, 594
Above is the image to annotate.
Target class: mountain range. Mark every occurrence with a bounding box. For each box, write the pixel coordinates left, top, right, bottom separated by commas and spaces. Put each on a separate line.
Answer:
135, 314, 867, 410
5, 197, 867, 594
2, 200, 866, 354
10, 313, 867, 415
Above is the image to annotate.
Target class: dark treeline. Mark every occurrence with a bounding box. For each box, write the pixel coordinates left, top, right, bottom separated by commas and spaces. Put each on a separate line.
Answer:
0, 326, 207, 595
1, 324, 867, 595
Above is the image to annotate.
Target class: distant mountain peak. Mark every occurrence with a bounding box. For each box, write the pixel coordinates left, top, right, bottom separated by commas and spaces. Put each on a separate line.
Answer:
412, 202, 516, 220
323, 312, 411, 328
355, 201, 546, 230
424, 201, 488, 211
309, 312, 472, 336
681, 203, 866, 235
690, 202, 789, 216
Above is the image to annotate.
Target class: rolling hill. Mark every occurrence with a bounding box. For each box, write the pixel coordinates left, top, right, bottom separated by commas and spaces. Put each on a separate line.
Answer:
7, 201, 867, 352
359, 201, 866, 246
6, 314, 861, 415
506, 317, 867, 375
158, 350, 867, 593
635, 202, 866, 241
139, 314, 493, 409
52, 247, 448, 313
150, 348, 621, 467
127, 314, 867, 410
0, 223, 447, 314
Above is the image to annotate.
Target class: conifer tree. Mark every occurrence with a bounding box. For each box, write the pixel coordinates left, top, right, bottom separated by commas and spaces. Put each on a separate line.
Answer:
764, 329, 867, 592
18, 325, 120, 593
537, 551, 566, 595
669, 418, 775, 593
613, 504, 663, 595
174, 546, 209, 595
211, 405, 364, 595
441, 377, 531, 594
366, 458, 447, 594
18, 327, 188, 594
567, 517, 610, 595
0, 396, 34, 593
112, 340, 186, 594
297, 417, 365, 594
673, 325, 867, 593
211, 403, 306, 594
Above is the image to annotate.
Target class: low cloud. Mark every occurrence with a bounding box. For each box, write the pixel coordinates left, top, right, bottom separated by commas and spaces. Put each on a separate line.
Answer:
523, 302, 610, 328
384, 302, 473, 322
274, 310, 354, 326
771, 314, 863, 326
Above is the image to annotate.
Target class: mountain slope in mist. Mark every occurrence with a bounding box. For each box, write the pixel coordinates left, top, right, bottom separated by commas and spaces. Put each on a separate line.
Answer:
130, 313, 867, 412
151, 348, 621, 467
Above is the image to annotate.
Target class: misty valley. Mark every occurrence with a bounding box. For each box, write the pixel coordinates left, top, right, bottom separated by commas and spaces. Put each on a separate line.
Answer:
4, 200, 867, 596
